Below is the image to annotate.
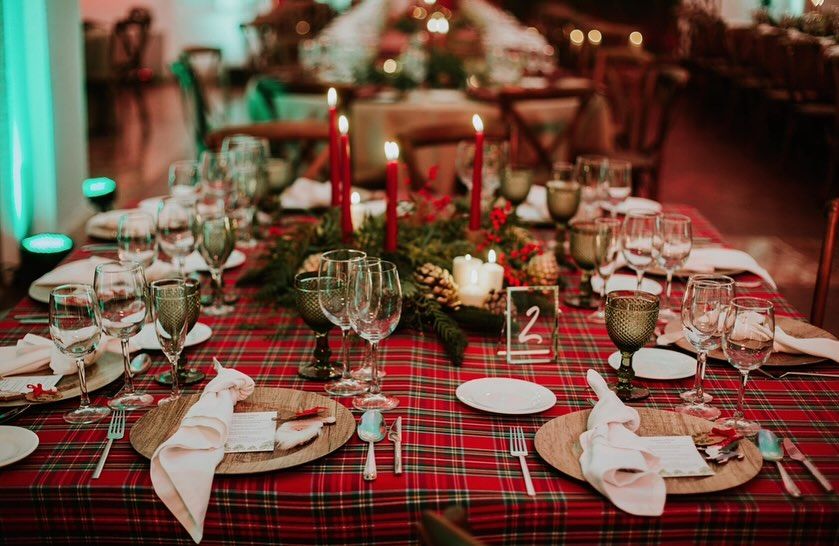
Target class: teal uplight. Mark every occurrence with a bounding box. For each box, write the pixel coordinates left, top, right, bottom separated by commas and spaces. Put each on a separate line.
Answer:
21, 233, 73, 254
83, 177, 117, 198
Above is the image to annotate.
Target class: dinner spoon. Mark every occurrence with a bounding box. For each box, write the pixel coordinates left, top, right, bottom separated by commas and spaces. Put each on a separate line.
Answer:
358, 410, 386, 481
129, 353, 153, 376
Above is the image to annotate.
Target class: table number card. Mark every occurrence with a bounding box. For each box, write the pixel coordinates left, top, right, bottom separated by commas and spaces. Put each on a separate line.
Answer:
504, 286, 559, 364
224, 411, 278, 453
642, 436, 715, 477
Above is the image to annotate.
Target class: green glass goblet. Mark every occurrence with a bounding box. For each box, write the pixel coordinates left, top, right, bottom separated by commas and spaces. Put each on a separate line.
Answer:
294, 272, 340, 380
500, 166, 534, 207
546, 179, 581, 268
156, 278, 205, 386
565, 219, 598, 309
605, 290, 659, 401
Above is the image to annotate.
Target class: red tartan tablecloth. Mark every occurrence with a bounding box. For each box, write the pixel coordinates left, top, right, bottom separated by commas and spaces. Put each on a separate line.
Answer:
0, 205, 837, 545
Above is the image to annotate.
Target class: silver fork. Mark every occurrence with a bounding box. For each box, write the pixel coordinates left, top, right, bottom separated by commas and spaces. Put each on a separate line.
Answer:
93, 409, 125, 479
508, 427, 535, 496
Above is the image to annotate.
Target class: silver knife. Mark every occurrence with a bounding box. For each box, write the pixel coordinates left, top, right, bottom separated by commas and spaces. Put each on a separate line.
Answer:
783, 438, 834, 492
388, 416, 402, 475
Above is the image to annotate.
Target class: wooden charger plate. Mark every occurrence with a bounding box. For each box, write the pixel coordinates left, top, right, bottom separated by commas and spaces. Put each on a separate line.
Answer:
669, 316, 836, 367
0, 352, 123, 408
534, 408, 762, 495
130, 387, 355, 474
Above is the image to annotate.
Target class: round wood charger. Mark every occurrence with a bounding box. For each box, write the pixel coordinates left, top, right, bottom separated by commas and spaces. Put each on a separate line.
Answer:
668, 316, 837, 367
534, 408, 762, 495
130, 387, 355, 474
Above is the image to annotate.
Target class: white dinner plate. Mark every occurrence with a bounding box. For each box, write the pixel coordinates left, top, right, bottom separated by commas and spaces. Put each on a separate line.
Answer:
85, 208, 141, 240
0, 426, 39, 468
456, 377, 556, 415
183, 249, 246, 272
591, 274, 662, 296
138, 195, 166, 215
601, 197, 662, 216
607, 348, 696, 380
131, 322, 213, 351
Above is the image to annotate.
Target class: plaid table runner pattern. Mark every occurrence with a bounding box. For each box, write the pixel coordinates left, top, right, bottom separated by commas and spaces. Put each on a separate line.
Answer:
0, 205, 836, 545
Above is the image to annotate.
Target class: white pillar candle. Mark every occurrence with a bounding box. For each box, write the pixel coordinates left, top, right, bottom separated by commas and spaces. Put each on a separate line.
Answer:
459, 269, 489, 307
479, 249, 504, 292
453, 254, 483, 288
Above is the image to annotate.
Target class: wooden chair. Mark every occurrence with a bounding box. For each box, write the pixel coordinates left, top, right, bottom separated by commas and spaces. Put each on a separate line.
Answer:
417, 507, 487, 546
171, 55, 211, 153
109, 7, 153, 124
204, 120, 331, 180
828, 48, 839, 197
397, 120, 509, 192
496, 84, 595, 171
811, 198, 839, 328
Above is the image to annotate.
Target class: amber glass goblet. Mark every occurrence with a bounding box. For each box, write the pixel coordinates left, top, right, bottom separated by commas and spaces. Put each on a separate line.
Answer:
605, 290, 659, 401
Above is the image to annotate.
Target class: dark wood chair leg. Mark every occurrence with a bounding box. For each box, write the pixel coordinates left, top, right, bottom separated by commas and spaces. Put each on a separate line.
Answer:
811, 199, 839, 327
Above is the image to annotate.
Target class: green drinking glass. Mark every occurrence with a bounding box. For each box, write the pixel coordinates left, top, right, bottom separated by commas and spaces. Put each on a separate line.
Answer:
605, 290, 659, 401
500, 167, 533, 207
155, 278, 205, 386
294, 272, 340, 380
546, 179, 581, 267
566, 219, 598, 309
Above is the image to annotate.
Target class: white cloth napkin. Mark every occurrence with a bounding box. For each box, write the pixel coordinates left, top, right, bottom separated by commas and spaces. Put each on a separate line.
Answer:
604, 197, 662, 216
579, 369, 666, 516
150, 359, 255, 544
280, 178, 333, 210
516, 185, 550, 223
773, 327, 839, 363
682, 248, 776, 289
0, 333, 130, 377
32, 257, 113, 289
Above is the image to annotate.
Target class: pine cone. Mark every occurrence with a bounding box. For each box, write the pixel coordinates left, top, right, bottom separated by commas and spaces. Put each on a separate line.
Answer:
297, 253, 322, 275
484, 289, 507, 315
414, 263, 461, 310
525, 252, 559, 286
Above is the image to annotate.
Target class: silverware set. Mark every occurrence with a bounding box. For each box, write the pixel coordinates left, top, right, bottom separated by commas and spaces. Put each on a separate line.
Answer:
357, 412, 403, 481
758, 430, 833, 497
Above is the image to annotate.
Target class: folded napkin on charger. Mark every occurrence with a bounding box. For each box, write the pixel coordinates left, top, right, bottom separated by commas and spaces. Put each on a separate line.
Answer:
773, 328, 839, 362
682, 248, 776, 289
0, 333, 131, 377
151, 359, 255, 544
32, 257, 175, 290
515, 185, 549, 223
280, 177, 370, 210
579, 369, 666, 516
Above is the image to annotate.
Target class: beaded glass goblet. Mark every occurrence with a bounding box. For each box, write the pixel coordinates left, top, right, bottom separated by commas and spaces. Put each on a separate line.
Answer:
605, 290, 660, 401
155, 278, 205, 386
566, 219, 598, 308
546, 179, 581, 267
500, 167, 533, 207
294, 272, 340, 380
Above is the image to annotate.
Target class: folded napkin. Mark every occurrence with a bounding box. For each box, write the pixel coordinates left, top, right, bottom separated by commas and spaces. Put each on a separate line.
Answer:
0, 333, 130, 377
579, 369, 666, 516
774, 327, 839, 363
33, 257, 175, 290
682, 248, 776, 289
516, 185, 549, 223
604, 197, 662, 216
280, 178, 370, 210
150, 359, 255, 543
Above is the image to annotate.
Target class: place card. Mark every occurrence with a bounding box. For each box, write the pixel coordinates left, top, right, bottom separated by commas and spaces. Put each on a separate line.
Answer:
224, 411, 277, 453
0, 375, 61, 394
641, 436, 715, 478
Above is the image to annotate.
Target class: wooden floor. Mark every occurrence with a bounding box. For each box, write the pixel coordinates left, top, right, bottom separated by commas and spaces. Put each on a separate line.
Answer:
3, 82, 838, 333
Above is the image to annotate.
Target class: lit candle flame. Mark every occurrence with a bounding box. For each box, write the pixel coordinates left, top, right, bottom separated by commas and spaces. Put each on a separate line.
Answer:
629, 31, 643, 47
472, 114, 483, 133
351, 191, 361, 205
465, 254, 472, 261
338, 115, 349, 135
327, 87, 337, 108
487, 249, 497, 264
384, 141, 400, 161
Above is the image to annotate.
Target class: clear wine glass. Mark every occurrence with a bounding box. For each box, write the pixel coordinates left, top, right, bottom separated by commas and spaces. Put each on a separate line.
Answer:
590, 217, 622, 323
231, 162, 260, 249
197, 215, 236, 316
94, 261, 153, 410
157, 198, 197, 279
605, 159, 632, 217
675, 274, 734, 419
653, 213, 692, 321
49, 284, 111, 424
199, 150, 234, 210
715, 297, 774, 436
150, 279, 189, 405
621, 209, 661, 290
168, 159, 200, 205
117, 212, 157, 268
575, 155, 609, 219
318, 249, 369, 397
350, 259, 402, 411
456, 140, 507, 205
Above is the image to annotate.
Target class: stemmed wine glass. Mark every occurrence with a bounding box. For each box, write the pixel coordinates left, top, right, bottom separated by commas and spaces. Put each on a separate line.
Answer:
575, 155, 609, 219
590, 217, 622, 323
157, 198, 197, 279
499, 166, 533, 209
675, 274, 735, 419
653, 213, 692, 321
715, 297, 774, 436
155, 277, 204, 386
604, 159, 632, 217
294, 272, 340, 380
546, 175, 581, 267
117, 212, 156, 268
456, 140, 507, 206
566, 219, 598, 308
199, 150, 234, 209
197, 215, 236, 316
49, 284, 111, 424
349, 259, 402, 411
94, 261, 153, 410
621, 210, 660, 290
605, 290, 659, 401
150, 279, 189, 405
318, 249, 369, 397
168, 160, 200, 204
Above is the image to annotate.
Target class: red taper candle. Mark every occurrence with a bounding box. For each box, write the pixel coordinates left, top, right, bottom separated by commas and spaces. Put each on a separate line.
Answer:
327, 88, 340, 207
384, 141, 399, 252
339, 115, 353, 241
469, 114, 484, 230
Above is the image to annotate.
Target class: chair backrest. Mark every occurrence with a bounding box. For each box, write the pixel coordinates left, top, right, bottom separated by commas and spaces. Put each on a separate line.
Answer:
593, 47, 655, 150
205, 120, 331, 180
754, 28, 789, 88
811, 198, 839, 328
785, 35, 829, 103
417, 508, 487, 546
171, 56, 210, 154
496, 84, 595, 170
636, 64, 689, 155
397, 120, 509, 191
110, 8, 152, 73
